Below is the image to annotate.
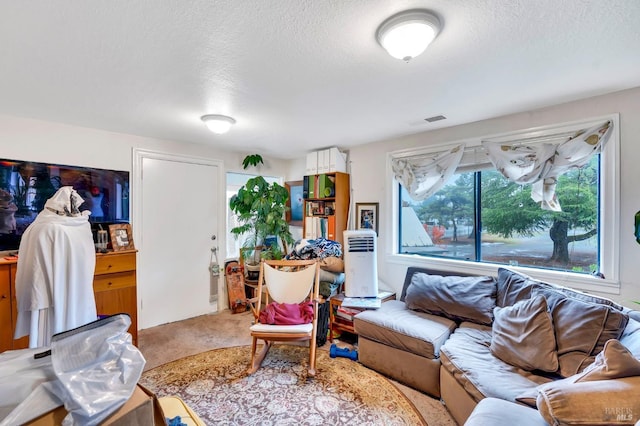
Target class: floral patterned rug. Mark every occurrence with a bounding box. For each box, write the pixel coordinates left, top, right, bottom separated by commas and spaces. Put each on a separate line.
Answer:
140, 345, 427, 425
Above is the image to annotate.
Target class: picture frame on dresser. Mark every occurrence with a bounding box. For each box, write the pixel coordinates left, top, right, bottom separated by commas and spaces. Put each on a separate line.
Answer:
355, 202, 379, 235
109, 223, 135, 251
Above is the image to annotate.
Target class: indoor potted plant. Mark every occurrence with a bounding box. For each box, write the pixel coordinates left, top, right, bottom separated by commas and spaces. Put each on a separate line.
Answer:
229, 157, 294, 279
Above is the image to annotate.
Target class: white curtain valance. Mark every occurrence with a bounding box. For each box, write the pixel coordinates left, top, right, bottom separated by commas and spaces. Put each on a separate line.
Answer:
391, 144, 465, 201
482, 120, 613, 211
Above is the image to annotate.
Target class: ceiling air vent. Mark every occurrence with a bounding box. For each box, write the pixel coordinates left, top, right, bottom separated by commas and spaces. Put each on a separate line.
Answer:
424, 115, 446, 123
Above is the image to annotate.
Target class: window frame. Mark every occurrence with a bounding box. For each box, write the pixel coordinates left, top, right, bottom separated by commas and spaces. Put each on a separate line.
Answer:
387, 114, 621, 294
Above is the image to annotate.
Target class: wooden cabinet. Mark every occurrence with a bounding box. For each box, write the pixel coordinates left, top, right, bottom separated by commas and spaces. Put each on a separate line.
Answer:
0, 262, 29, 351
0, 264, 12, 351
0, 250, 138, 353
94, 250, 138, 345
303, 172, 350, 246
10, 263, 29, 349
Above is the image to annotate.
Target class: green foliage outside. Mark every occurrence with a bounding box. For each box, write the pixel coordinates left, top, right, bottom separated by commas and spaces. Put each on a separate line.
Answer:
416, 156, 598, 267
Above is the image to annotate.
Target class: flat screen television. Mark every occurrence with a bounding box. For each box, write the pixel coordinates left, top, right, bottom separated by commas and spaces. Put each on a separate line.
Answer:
0, 158, 130, 252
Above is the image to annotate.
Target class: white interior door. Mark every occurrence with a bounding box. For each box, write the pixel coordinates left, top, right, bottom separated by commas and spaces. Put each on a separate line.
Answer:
135, 150, 223, 329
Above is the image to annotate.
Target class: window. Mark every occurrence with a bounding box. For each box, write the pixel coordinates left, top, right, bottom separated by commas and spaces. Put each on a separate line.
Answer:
400, 155, 599, 273
393, 116, 619, 292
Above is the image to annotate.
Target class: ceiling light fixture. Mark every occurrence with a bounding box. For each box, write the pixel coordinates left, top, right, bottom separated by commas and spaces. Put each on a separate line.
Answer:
201, 114, 236, 134
376, 10, 440, 62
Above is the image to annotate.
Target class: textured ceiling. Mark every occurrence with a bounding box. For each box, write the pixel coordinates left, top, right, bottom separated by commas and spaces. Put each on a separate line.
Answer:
1, 1, 639, 159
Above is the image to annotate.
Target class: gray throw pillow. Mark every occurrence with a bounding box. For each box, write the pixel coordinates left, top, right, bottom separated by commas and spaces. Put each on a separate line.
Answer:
532, 287, 629, 377
405, 273, 497, 325
490, 295, 559, 372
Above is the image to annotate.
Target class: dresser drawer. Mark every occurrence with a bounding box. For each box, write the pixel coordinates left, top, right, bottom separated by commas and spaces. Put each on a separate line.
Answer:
94, 271, 136, 292
95, 252, 136, 275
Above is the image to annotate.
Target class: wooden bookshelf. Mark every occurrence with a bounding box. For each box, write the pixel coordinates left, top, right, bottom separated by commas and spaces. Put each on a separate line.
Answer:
303, 172, 349, 246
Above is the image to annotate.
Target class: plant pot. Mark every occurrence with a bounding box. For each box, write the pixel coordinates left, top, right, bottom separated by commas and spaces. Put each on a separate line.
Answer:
245, 263, 260, 281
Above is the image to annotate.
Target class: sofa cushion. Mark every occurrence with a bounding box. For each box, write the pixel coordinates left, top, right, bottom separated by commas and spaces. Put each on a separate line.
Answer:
496, 268, 549, 307
533, 286, 629, 377
354, 300, 456, 359
536, 377, 640, 425
517, 338, 640, 407
440, 323, 553, 403
490, 295, 559, 372
465, 398, 548, 426
405, 273, 497, 325
496, 267, 625, 310
577, 339, 640, 382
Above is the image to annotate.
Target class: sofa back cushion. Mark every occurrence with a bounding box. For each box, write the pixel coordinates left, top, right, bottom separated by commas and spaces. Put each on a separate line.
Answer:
405, 273, 497, 325
532, 286, 629, 377
400, 266, 476, 301
496, 268, 549, 307
496, 267, 625, 311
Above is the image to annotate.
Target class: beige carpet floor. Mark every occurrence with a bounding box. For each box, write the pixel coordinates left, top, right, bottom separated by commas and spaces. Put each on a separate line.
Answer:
138, 310, 457, 425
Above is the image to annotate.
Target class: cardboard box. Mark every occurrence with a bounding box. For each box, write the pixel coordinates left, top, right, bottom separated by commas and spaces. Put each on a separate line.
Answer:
26, 384, 165, 426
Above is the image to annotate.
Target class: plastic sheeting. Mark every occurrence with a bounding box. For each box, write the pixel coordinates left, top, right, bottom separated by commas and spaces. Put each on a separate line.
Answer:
0, 314, 145, 426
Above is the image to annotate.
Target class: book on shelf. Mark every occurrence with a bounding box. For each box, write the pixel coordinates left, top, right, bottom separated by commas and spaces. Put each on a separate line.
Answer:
302, 173, 337, 200
318, 174, 335, 198
341, 297, 382, 309
304, 216, 336, 240
336, 306, 361, 322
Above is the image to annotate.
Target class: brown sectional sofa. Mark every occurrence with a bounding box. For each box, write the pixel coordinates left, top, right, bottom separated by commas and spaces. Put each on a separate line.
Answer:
354, 266, 640, 425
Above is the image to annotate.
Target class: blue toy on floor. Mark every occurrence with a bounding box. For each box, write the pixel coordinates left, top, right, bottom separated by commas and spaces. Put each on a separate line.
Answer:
330, 344, 358, 361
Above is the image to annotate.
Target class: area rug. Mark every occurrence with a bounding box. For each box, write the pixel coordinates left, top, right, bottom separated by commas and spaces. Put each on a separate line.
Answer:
140, 345, 427, 425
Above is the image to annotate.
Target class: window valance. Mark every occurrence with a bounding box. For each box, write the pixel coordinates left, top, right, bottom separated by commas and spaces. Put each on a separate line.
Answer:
391, 144, 464, 201
482, 120, 613, 211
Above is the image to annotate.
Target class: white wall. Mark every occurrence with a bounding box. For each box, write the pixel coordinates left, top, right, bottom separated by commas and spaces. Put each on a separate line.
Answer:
286, 87, 640, 307
0, 113, 292, 316
5, 84, 640, 309
336, 87, 640, 308
0, 114, 290, 175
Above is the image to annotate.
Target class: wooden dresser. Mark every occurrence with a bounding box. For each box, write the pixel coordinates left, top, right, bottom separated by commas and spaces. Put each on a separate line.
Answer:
0, 250, 138, 352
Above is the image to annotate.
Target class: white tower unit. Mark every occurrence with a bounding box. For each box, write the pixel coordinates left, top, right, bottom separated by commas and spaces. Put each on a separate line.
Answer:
343, 230, 378, 297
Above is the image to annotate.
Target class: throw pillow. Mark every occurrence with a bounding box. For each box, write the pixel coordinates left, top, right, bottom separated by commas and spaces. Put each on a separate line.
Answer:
405, 273, 497, 325
319, 256, 344, 273
532, 287, 629, 377
518, 339, 640, 408
576, 339, 640, 382
490, 295, 559, 372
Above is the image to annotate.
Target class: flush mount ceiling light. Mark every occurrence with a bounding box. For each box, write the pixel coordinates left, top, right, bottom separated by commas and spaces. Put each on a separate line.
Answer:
201, 114, 236, 134
376, 10, 440, 62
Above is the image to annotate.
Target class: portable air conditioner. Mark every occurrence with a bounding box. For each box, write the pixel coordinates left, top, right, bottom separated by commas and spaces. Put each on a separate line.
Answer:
343, 230, 378, 297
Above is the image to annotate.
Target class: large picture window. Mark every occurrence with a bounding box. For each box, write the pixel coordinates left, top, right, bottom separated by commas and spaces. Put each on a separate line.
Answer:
393, 116, 619, 291
400, 155, 599, 274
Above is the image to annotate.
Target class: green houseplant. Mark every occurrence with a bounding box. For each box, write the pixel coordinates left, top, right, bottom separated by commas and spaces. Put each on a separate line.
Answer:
229, 167, 294, 277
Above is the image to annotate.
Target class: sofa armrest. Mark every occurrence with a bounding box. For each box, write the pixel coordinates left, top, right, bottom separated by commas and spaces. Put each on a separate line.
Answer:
537, 377, 640, 425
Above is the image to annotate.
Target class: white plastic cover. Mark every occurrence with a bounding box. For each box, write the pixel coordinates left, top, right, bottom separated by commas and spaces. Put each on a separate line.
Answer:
0, 313, 145, 426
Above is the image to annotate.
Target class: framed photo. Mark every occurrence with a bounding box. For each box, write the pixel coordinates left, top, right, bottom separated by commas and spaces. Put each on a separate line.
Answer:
285, 180, 304, 226
356, 202, 379, 236
109, 223, 135, 251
